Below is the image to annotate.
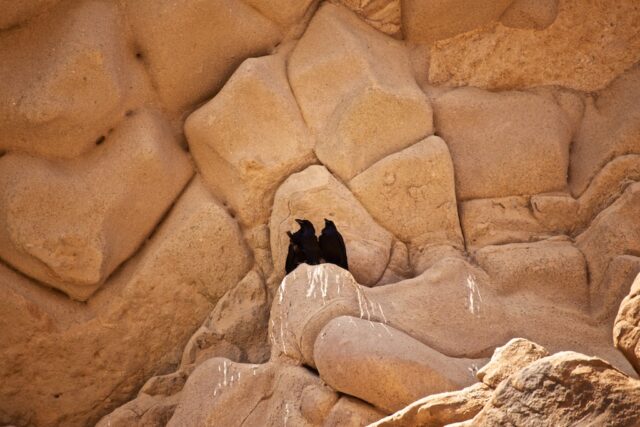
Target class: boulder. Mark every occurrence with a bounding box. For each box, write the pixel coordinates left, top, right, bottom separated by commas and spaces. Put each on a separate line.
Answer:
270, 166, 393, 286
349, 136, 463, 250
614, 273, 640, 376
468, 352, 640, 426
167, 359, 334, 426
315, 316, 479, 412
402, 0, 513, 44
473, 241, 589, 312
0, 110, 193, 301
570, 65, 640, 195
429, 1, 640, 91
576, 182, 640, 294
475, 338, 549, 388
0, 178, 252, 427
500, 0, 558, 29
369, 382, 493, 427
433, 87, 572, 200
185, 53, 315, 227
123, 0, 281, 112
330, 0, 401, 37
288, 3, 433, 181
0, 0, 150, 158
202, 270, 271, 364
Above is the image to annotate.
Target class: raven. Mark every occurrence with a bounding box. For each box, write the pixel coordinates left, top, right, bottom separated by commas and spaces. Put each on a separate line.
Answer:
319, 218, 348, 270
294, 219, 322, 265
285, 231, 306, 274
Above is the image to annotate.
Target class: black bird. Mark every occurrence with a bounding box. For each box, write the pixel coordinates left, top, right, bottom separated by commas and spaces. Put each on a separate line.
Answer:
294, 219, 322, 265
319, 218, 348, 270
285, 231, 306, 274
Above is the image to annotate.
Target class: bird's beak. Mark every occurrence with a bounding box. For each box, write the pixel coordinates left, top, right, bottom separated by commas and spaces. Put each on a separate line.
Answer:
295, 219, 304, 225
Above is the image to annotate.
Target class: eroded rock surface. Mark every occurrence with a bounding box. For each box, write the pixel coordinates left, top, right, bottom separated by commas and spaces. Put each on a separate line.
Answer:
0, 179, 251, 426
185, 52, 315, 227
433, 87, 572, 200
289, 3, 433, 181
470, 352, 640, 426
614, 273, 640, 376
0, 110, 192, 300
3, 0, 640, 425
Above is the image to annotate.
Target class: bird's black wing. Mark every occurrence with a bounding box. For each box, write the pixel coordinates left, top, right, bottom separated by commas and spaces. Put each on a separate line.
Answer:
285, 243, 298, 274
335, 231, 348, 270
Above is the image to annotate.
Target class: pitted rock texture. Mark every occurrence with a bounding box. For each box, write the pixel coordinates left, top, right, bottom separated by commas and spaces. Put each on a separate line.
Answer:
2, 0, 640, 426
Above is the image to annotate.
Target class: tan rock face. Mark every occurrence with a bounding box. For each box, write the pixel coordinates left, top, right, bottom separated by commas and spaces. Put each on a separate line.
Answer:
185, 53, 315, 227
123, 0, 282, 112
469, 352, 640, 427
315, 316, 477, 412
500, 0, 559, 30
0, 110, 193, 300
475, 338, 549, 388
402, 0, 514, 44
331, 0, 401, 37
576, 183, 640, 297
0, 0, 61, 29
370, 382, 493, 427
570, 65, 640, 196
0, 0, 149, 158
0, 179, 251, 426
349, 136, 463, 248
270, 166, 393, 286
614, 273, 640, 376
433, 87, 572, 200
474, 241, 589, 312
167, 358, 380, 427
429, 0, 640, 91
289, 3, 433, 181
3, 0, 640, 425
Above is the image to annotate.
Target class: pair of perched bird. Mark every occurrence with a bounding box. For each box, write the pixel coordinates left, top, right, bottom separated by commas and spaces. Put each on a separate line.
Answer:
285, 218, 348, 274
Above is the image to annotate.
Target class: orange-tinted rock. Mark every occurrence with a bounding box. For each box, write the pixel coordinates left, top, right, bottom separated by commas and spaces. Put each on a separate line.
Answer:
124, 0, 281, 112
0, 110, 192, 301
0, 0, 150, 159
0, 178, 252, 426
289, 3, 433, 181
403, 0, 513, 43
433, 87, 571, 200
429, 0, 640, 91
185, 53, 315, 227
570, 65, 640, 196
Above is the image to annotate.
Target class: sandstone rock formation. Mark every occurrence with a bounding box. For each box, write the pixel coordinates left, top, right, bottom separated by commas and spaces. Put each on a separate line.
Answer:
288, 3, 433, 181
614, 273, 640, 376
470, 352, 640, 426
433, 87, 572, 200
2, 0, 640, 425
0, 110, 192, 300
185, 52, 315, 227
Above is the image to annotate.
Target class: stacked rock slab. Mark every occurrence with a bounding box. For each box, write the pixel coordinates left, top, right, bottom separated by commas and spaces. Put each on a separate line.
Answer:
185, 52, 315, 228
0, 180, 251, 426
0, 0, 150, 158
0, 111, 192, 300
288, 3, 433, 181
